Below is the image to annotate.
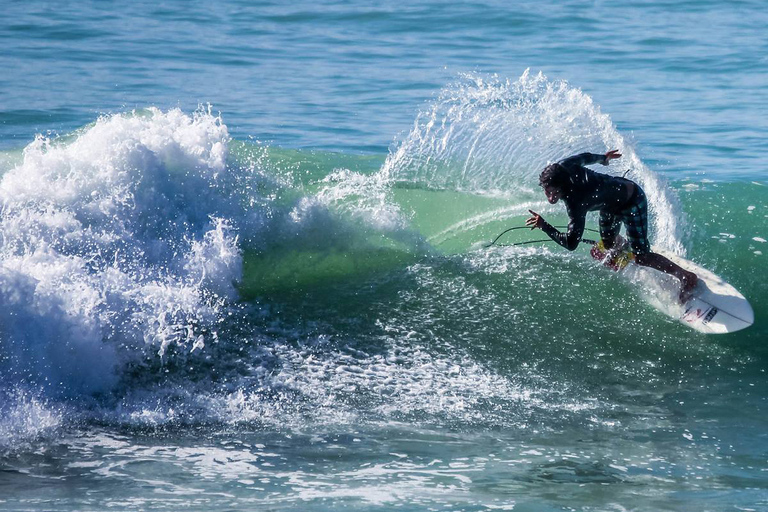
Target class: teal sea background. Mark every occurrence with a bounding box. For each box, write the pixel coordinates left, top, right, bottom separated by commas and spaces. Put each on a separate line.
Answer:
1, 1, 766, 511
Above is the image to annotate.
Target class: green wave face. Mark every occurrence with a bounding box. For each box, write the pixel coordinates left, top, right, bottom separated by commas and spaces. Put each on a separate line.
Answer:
234, 142, 766, 346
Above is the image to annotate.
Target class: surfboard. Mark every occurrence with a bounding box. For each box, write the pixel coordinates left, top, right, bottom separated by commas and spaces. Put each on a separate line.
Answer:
589, 241, 754, 334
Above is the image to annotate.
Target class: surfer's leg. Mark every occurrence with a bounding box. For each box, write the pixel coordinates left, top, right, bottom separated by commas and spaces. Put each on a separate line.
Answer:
599, 210, 621, 250
622, 188, 698, 301
623, 190, 698, 300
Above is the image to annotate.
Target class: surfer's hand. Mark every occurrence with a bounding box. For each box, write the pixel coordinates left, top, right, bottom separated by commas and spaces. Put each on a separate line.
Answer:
603, 149, 622, 165
526, 210, 545, 230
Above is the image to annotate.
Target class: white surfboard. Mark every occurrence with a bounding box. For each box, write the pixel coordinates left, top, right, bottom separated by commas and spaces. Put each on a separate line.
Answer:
661, 251, 753, 334
591, 243, 754, 334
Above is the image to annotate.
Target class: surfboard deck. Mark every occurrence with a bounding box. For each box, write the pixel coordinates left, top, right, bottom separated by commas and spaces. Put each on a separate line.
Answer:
590, 242, 754, 334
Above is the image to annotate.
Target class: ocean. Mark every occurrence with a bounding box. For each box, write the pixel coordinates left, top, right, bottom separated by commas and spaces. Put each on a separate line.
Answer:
0, 1, 766, 510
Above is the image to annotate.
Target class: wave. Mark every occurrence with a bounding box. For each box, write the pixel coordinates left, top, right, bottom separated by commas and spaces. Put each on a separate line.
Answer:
0, 108, 248, 396
0, 105, 424, 426
0, 73, 763, 449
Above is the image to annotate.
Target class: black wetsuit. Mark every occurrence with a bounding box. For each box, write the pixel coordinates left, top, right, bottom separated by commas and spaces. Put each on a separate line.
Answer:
540, 153, 640, 251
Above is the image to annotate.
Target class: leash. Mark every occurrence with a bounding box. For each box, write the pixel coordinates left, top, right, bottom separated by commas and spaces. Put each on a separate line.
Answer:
485, 226, 599, 248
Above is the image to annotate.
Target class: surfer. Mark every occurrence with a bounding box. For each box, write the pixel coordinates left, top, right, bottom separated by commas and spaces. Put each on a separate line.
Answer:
526, 150, 698, 302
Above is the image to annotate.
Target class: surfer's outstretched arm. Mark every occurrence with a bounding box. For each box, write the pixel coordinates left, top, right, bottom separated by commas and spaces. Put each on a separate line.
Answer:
526, 210, 585, 251
559, 150, 621, 168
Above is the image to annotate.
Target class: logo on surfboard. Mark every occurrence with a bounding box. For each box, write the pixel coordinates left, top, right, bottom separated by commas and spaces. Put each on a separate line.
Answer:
703, 307, 719, 324
683, 306, 719, 325
683, 307, 707, 323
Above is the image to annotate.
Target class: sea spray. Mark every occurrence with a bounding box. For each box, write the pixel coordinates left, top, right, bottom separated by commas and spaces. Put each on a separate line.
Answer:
0, 388, 63, 453
382, 70, 686, 254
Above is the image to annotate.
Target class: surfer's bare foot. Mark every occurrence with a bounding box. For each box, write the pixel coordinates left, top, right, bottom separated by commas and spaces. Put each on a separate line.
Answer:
679, 271, 699, 303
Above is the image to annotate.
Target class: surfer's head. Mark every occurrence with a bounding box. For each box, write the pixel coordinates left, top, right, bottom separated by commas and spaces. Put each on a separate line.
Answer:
539, 163, 568, 203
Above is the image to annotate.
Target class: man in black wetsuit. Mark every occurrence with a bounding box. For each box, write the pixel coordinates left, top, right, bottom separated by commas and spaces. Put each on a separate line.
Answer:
525, 150, 698, 302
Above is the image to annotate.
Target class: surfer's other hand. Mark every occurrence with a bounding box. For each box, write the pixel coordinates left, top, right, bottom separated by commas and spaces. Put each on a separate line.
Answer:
526, 210, 545, 230
603, 149, 622, 165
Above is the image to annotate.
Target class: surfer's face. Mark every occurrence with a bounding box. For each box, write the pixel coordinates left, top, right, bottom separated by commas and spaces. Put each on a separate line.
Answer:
544, 185, 562, 204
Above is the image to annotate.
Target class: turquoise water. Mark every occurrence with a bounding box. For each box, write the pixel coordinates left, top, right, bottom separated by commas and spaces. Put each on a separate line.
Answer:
1, 2, 767, 511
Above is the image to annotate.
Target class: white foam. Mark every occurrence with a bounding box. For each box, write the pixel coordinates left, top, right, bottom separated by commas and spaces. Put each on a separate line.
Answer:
0, 108, 247, 393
